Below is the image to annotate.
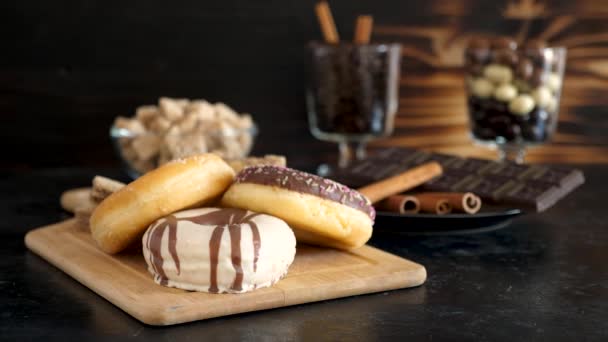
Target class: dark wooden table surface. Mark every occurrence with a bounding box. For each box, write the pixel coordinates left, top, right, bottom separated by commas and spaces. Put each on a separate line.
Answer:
1, 164, 606, 341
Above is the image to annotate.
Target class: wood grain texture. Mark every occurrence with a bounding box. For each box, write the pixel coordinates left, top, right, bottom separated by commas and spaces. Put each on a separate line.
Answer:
24, 219, 426, 325
2, 0, 608, 168
373, 0, 608, 163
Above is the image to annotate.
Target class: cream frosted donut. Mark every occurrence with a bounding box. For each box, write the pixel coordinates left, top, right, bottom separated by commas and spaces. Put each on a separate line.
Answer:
142, 208, 296, 293
90, 154, 235, 254
221, 166, 375, 250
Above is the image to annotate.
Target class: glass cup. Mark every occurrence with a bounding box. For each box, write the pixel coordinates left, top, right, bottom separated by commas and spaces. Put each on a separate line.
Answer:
464, 41, 567, 163
306, 42, 402, 175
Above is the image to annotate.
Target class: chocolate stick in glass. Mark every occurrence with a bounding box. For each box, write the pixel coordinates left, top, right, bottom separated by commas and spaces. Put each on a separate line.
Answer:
308, 7, 401, 175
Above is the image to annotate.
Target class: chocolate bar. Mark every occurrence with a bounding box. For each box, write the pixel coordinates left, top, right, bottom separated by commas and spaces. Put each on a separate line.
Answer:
332, 147, 585, 212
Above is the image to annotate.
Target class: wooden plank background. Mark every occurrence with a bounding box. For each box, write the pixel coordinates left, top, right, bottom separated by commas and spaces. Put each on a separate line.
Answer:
372, 0, 608, 163
1, 0, 607, 169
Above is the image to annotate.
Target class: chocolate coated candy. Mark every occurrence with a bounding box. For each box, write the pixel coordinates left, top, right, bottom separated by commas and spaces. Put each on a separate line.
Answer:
516, 58, 534, 80
528, 108, 549, 124
494, 83, 518, 102
546, 73, 562, 93
529, 69, 547, 87
504, 123, 522, 141
468, 37, 490, 49
471, 109, 486, 121
512, 79, 532, 93
493, 49, 518, 67
466, 49, 490, 65
468, 98, 486, 120
546, 96, 559, 113
471, 78, 494, 98
483, 64, 513, 84
492, 37, 517, 50
509, 94, 535, 115
526, 50, 550, 68
473, 126, 497, 140
487, 98, 508, 112
524, 39, 547, 50
522, 121, 546, 142
488, 113, 512, 127
485, 114, 518, 141
466, 63, 484, 77
532, 86, 552, 108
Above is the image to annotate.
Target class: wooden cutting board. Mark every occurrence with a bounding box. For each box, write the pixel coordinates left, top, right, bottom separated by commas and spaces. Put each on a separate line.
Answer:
25, 219, 426, 326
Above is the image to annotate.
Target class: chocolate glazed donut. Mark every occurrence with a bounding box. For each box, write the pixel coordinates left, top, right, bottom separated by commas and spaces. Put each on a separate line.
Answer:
221, 166, 375, 250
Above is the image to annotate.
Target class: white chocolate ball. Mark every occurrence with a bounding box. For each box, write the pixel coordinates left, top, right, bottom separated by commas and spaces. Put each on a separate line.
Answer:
546, 96, 558, 113
465, 76, 474, 90
547, 72, 562, 93
513, 79, 531, 93
494, 83, 518, 102
544, 49, 555, 66
509, 94, 535, 116
532, 86, 552, 109
483, 64, 513, 84
471, 78, 494, 98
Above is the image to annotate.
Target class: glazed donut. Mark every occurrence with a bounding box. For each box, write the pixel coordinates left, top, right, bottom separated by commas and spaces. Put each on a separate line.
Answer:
142, 207, 296, 293
90, 154, 235, 254
221, 166, 375, 250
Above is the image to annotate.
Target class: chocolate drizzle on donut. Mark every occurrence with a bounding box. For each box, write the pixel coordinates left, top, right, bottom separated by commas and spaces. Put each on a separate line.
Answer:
234, 165, 376, 220
250, 221, 261, 272
167, 215, 180, 275
146, 208, 263, 293
208, 225, 224, 293
148, 223, 169, 285
228, 225, 243, 291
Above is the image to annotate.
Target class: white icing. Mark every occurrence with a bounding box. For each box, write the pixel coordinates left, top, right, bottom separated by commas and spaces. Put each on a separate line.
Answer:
142, 208, 296, 293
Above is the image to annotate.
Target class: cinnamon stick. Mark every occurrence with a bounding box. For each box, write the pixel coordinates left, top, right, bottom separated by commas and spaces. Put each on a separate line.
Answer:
354, 15, 373, 44
414, 192, 482, 214
377, 195, 420, 214
419, 198, 452, 215
357, 162, 443, 204
315, 2, 340, 43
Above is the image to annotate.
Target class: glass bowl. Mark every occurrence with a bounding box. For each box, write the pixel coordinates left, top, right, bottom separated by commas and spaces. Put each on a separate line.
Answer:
464, 39, 566, 163
110, 123, 258, 179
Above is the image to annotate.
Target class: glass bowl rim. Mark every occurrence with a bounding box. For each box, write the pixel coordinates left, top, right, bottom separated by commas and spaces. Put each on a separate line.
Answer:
465, 46, 567, 53
307, 41, 402, 51
110, 123, 258, 139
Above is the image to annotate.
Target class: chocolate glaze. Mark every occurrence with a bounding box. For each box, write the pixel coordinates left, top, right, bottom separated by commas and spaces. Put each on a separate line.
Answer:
234, 166, 375, 220
145, 208, 265, 293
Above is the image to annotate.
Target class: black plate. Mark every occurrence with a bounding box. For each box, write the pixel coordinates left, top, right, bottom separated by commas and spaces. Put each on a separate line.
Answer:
374, 208, 523, 235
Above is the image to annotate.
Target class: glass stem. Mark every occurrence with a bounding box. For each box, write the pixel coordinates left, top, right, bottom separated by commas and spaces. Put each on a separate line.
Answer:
338, 141, 367, 168
498, 146, 526, 164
